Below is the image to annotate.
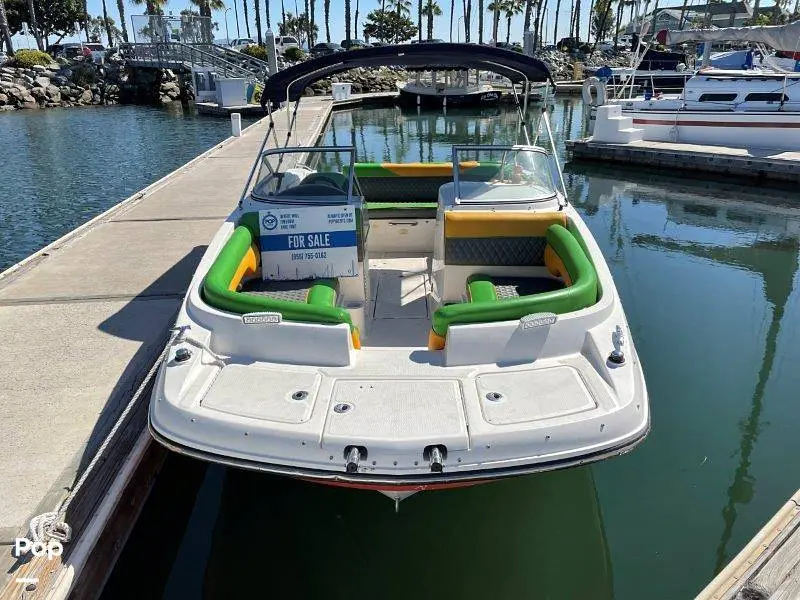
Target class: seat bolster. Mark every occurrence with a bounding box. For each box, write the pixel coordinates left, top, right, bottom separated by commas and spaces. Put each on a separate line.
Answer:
467, 274, 498, 303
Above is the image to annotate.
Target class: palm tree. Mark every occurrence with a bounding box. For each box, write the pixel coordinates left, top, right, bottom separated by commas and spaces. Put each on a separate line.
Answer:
0, 0, 14, 54
417, 0, 422, 40
503, 0, 522, 43
573, 0, 581, 39
553, 0, 561, 43
422, 0, 441, 38
324, 0, 330, 40
309, 0, 316, 46
255, 0, 263, 43
354, 0, 359, 42
523, 0, 532, 31
131, 0, 167, 16
478, 0, 483, 42
26, 0, 44, 49
266, 0, 271, 28
345, 0, 351, 41
462, 0, 471, 42
449, 0, 454, 40
280, 0, 286, 29
116, 0, 128, 41
101, 0, 114, 45
487, 0, 501, 42
243, 0, 251, 36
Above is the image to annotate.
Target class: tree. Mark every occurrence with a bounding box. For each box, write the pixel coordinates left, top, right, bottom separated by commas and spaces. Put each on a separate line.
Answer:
308, 0, 315, 46
354, 0, 359, 42
363, 8, 416, 42
323, 0, 329, 40
573, 0, 581, 39
345, 0, 350, 40
552, 0, 561, 43
130, 0, 167, 16
487, 0, 501, 41
421, 0, 441, 38
478, 0, 483, 42
417, 0, 421, 40
115, 0, 127, 41
449, 0, 454, 40
590, 0, 612, 41
243, 0, 251, 36
279, 10, 317, 44
462, 0, 471, 41
5, 0, 84, 43
265, 0, 270, 27
26, 0, 43, 49
88, 14, 122, 43
254, 0, 263, 43
0, 0, 13, 53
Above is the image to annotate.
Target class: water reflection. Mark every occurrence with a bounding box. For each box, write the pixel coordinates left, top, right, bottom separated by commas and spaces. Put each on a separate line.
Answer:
573, 163, 800, 574
173, 468, 611, 600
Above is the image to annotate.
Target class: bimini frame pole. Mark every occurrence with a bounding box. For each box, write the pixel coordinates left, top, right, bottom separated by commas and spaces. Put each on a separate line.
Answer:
484, 60, 533, 145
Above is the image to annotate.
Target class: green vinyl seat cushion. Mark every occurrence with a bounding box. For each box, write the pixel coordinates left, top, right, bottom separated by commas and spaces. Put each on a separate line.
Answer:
431, 224, 598, 336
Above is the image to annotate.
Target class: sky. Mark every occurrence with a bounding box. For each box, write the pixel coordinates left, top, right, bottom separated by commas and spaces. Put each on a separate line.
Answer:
8, 0, 781, 49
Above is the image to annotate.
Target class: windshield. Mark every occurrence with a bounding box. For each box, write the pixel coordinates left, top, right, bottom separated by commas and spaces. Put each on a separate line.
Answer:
251, 147, 359, 202
453, 146, 557, 203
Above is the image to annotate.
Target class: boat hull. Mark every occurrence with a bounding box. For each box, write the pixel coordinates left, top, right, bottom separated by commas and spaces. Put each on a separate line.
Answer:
149, 419, 648, 497
397, 87, 502, 108
625, 109, 800, 150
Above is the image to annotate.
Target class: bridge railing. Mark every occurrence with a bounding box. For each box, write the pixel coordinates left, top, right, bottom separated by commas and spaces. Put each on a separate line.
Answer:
122, 42, 270, 82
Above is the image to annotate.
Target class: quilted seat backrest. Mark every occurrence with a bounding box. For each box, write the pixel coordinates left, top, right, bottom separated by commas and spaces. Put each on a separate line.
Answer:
444, 211, 567, 266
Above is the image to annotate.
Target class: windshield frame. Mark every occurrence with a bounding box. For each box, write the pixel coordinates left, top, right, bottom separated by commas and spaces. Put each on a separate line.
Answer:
450, 144, 559, 205
247, 145, 358, 203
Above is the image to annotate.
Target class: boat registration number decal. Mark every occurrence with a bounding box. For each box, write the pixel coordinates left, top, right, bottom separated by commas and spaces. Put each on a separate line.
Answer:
259, 205, 358, 280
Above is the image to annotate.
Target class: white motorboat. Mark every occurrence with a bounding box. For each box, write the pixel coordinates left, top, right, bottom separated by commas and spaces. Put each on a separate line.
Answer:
587, 21, 800, 150
149, 43, 650, 503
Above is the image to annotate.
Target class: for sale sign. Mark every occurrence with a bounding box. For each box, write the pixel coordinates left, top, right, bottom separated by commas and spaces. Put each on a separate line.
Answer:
259, 206, 358, 280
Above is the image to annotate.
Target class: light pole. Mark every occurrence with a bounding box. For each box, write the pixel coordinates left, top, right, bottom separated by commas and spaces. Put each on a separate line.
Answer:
224, 7, 231, 43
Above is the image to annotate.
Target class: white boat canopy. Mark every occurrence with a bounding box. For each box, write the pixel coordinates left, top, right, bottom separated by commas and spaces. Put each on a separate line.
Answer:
659, 19, 800, 52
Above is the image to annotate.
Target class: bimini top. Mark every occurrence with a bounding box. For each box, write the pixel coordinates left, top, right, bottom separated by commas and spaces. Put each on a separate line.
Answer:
261, 43, 553, 106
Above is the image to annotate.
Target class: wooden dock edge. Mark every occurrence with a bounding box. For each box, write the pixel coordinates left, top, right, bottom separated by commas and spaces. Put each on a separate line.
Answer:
696, 489, 800, 599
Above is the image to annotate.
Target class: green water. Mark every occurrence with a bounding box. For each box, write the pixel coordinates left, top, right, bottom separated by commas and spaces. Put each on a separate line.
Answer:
102, 102, 800, 600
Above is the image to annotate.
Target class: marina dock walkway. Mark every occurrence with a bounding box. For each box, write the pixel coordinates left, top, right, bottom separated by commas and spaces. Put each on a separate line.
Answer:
0, 97, 333, 597
567, 138, 800, 183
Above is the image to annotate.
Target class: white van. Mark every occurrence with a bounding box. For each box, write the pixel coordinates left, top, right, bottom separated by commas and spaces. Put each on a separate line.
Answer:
229, 37, 256, 52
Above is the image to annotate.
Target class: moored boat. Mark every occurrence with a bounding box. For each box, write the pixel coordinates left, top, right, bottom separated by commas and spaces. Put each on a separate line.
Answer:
397, 68, 502, 108
149, 43, 649, 504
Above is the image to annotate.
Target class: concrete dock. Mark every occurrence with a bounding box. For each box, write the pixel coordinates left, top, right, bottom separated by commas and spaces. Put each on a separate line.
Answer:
567, 138, 800, 183
697, 489, 800, 599
0, 97, 334, 598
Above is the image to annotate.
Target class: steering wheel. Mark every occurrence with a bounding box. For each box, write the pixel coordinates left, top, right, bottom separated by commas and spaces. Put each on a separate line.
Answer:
306, 173, 346, 189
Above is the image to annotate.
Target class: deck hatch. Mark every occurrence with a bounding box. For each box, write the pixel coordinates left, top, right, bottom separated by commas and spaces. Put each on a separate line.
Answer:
323, 379, 468, 450
477, 366, 597, 425
201, 364, 319, 424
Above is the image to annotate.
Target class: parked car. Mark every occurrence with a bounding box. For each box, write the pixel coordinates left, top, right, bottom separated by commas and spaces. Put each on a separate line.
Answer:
411, 38, 445, 43
340, 39, 369, 49
370, 41, 386, 47
310, 42, 344, 57
275, 35, 299, 53
229, 37, 256, 51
